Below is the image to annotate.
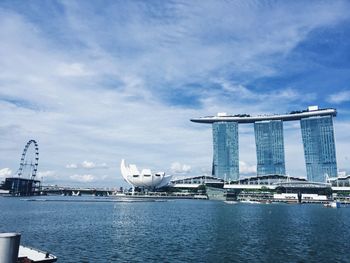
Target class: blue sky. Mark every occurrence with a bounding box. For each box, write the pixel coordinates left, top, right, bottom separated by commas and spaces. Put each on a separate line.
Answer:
1, 0, 350, 187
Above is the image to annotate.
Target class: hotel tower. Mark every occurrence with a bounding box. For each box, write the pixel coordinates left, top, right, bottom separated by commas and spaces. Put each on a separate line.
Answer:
191, 106, 337, 183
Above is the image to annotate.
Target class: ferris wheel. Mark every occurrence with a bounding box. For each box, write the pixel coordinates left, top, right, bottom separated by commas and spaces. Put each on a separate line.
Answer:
17, 140, 39, 180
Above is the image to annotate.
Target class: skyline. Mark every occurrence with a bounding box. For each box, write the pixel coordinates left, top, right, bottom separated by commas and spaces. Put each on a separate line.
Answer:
1, 1, 350, 187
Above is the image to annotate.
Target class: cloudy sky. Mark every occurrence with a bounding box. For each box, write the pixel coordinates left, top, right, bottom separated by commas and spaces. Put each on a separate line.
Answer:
1, 0, 350, 187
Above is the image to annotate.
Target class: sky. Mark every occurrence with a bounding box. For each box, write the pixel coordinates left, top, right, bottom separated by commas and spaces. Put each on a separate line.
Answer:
1, 0, 350, 188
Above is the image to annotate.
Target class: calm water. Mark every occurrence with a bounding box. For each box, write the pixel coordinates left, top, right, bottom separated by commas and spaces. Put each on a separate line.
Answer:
0, 196, 349, 263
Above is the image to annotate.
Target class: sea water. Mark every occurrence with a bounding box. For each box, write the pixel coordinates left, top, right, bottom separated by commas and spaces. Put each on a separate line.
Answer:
0, 196, 349, 263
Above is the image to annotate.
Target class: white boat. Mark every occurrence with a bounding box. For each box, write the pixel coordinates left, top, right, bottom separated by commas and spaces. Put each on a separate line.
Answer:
18, 245, 57, 262
324, 201, 340, 208
114, 192, 127, 197
260, 200, 272, 204
194, 195, 208, 199
224, 201, 238, 204
240, 200, 260, 204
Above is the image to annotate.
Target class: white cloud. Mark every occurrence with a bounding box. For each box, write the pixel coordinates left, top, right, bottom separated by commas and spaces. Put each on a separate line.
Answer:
171, 162, 192, 174
70, 174, 95, 183
81, 161, 96, 169
328, 91, 350, 104
239, 161, 257, 175
0, 168, 12, 178
81, 161, 108, 169
66, 162, 108, 169
217, 80, 315, 103
66, 163, 78, 169
68, 174, 109, 183
57, 62, 91, 77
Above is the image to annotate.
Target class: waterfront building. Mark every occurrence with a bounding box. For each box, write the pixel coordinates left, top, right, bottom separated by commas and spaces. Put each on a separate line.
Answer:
120, 159, 172, 189
254, 120, 285, 176
1, 177, 41, 196
300, 115, 337, 182
169, 175, 224, 189
191, 106, 337, 183
212, 121, 239, 181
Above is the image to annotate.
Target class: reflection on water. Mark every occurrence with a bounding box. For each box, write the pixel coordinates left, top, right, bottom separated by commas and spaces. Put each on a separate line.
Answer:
0, 196, 349, 262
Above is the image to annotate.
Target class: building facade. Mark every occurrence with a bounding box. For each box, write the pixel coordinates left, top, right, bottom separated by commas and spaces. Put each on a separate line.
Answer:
212, 122, 239, 181
300, 116, 337, 182
192, 106, 338, 183
254, 120, 286, 176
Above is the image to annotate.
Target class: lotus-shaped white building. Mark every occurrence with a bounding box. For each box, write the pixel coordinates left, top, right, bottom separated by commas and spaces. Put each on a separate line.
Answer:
120, 159, 172, 189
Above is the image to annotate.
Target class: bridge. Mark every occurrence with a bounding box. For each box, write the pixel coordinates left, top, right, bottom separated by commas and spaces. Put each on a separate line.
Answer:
40, 185, 117, 196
